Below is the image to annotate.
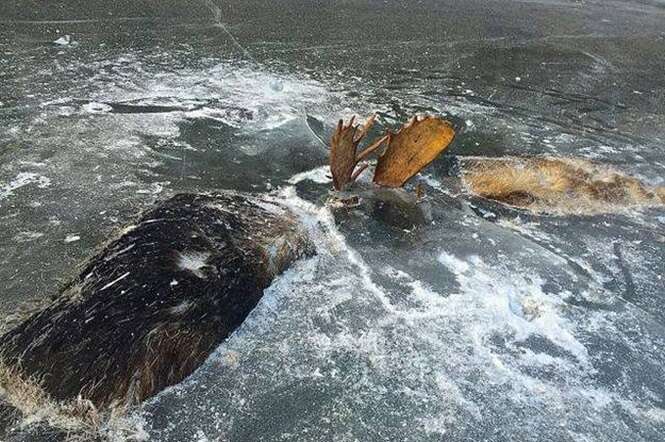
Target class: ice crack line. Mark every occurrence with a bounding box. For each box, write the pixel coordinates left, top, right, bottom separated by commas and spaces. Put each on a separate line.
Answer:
201, 0, 259, 64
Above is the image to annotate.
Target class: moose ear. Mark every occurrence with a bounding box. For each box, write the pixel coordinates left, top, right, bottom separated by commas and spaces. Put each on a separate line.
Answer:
373, 116, 456, 188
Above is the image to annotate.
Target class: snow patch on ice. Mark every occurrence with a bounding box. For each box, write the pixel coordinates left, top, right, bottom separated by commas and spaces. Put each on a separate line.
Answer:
0, 172, 51, 203
438, 252, 470, 274
82, 102, 112, 113
136, 182, 167, 195
437, 251, 590, 367
64, 234, 80, 243
418, 174, 444, 191
83, 59, 331, 133
287, 166, 331, 185
13, 231, 45, 242
53, 35, 73, 46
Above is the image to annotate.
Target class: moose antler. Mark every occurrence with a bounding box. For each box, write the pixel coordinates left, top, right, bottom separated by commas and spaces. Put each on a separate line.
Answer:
329, 114, 456, 191
329, 115, 388, 191
373, 116, 455, 187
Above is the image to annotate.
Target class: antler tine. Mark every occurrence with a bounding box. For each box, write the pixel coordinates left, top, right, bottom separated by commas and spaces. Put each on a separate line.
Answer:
353, 113, 377, 144
348, 115, 356, 129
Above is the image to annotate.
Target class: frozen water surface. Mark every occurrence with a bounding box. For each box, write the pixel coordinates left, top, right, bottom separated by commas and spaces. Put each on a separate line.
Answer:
1, 0, 664, 440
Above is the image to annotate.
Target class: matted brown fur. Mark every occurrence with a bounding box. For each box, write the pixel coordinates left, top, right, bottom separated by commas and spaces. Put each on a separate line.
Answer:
461, 156, 665, 215
0, 359, 101, 436
85, 321, 220, 408
0, 191, 313, 415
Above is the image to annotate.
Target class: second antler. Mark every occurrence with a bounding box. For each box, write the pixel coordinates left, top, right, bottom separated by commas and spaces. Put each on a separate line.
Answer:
329, 114, 456, 191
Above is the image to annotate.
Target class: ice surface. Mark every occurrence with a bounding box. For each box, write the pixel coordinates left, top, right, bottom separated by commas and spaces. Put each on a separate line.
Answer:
137, 176, 665, 442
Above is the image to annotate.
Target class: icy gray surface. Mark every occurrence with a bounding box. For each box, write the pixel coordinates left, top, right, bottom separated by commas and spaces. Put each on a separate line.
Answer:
1, 0, 665, 441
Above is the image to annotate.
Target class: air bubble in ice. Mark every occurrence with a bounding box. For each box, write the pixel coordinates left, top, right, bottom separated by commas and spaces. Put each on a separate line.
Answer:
269, 79, 284, 92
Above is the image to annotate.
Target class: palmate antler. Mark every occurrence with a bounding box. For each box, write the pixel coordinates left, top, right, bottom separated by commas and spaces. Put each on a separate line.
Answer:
373, 116, 456, 187
329, 114, 456, 191
329, 115, 388, 191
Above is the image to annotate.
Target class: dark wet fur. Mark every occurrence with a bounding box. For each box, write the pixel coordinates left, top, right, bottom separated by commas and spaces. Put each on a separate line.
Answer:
0, 192, 312, 409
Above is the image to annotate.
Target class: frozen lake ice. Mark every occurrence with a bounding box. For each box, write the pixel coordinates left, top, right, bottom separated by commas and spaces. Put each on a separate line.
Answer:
1, 0, 664, 440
